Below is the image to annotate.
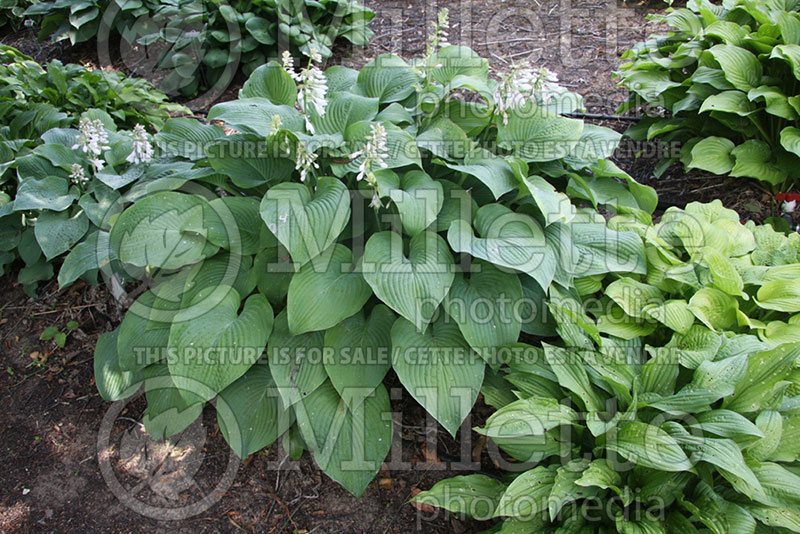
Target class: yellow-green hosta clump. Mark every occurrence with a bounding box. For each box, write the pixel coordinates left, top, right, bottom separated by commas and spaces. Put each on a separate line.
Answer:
415, 201, 800, 533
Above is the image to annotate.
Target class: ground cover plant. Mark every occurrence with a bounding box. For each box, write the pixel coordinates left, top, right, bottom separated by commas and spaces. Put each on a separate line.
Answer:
616, 0, 800, 192
21, 0, 375, 97
414, 201, 800, 532
0, 45, 189, 293
88, 26, 660, 497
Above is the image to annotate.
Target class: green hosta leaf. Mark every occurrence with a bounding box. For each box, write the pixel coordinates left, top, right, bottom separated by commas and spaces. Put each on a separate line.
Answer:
117, 290, 175, 371
447, 204, 555, 292
140, 369, 204, 440
260, 177, 350, 268
606, 421, 692, 472
34, 209, 89, 261
154, 118, 225, 161
268, 310, 327, 408
699, 91, 755, 115
651, 325, 722, 369
687, 137, 735, 174
755, 280, 800, 312
725, 343, 800, 413
411, 474, 505, 521
747, 411, 783, 461
642, 299, 695, 334
207, 197, 266, 256
168, 290, 273, 403
390, 315, 484, 436
429, 45, 490, 86
565, 223, 647, 277
496, 103, 584, 162
13, 177, 78, 212
58, 230, 109, 289
575, 459, 623, 493
309, 92, 378, 135
206, 136, 294, 189
415, 117, 469, 160
440, 148, 517, 200
745, 505, 800, 532
689, 409, 764, 443
605, 278, 664, 319
239, 61, 296, 105
216, 364, 292, 459
707, 44, 762, 91
355, 54, 416, 103
334, 121, 421, 175
520, 175, 576, 226
294, 380, 392, 497
287, 244, 372, 335
323, 305, 394, 409
542, 344, 604, 412
730, 140, 786, 186
444, 262, 523, 360
780, 126, 800, 157
771, 44, 800, 80
689, 288, 738, 331
751, 462, 800, 508
692, 355, 748, 397
376, 170, 443, 237
362, 231, 455, 332
94, 329, 143, 401
493, 466, 556, 518
548, 459, 594, 521
207, 98, 304, 136
748, 85, 798, 120
478, 396, 577, 438
109, 191, 222, 270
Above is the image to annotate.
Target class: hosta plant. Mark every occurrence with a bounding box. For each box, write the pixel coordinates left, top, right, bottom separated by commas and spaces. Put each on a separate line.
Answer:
414, 202, 800, 532
616, 0, 800, 190
91, 40, 658, 496
0, 0, 31, 29
23, 0, 374, 97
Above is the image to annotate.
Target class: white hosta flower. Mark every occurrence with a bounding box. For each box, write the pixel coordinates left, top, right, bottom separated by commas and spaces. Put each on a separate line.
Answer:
369, 189, 384, 209
783, 200, 797, 214
281, 50, 293, 72
351, 122, 389, 185
288, 47, 328, 133
269, 114, 283, 136
295, 141, 319, 182
493, 64, 563, 124
125, 124, 153, 165
73, 117, 111, 160
69, 164, 88, 185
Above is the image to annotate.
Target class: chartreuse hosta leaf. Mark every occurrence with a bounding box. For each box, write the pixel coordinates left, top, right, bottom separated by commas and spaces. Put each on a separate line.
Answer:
109, 191, 223, 270
755, 279, 800, 312
362, 231, 455, 332
260, 177, 350, 268
725, 343, 800, 413
448, 203, 556, 292
294, 380, 392, 497
411, 475, 506, 521
216, 364, 293, 459
323, 305, 394, 409
168, 288, 274, 403
268, 310, 327, 408
391, 315, 484, 436
287, 244, 372, 335
444, 261, 522, 363
687, 136, 735, 174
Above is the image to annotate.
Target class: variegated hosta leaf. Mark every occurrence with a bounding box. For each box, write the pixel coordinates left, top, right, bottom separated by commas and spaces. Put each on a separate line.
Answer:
259, 177, 350, 268
362, 231, 455, 332
391, 315, 484, 436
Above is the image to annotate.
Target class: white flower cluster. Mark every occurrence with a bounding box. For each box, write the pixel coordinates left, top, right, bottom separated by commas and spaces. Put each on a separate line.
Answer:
284, 48, 328, 133
73, 117, 110, 171
125, 124, 154, 165
493, 64, 562, 125
295, 141, 319, 183
427, 8, 450, 55
269, 114, 283, 136
69, 164, 88, 186
351, 122, 389, 186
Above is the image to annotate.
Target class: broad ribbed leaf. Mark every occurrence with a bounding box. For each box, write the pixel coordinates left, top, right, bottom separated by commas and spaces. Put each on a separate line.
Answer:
94, 329, 143, 401
287, 244, 372, 335
362, 231, 454, 332
239, 61, 296, 105
496, 104, 584, 162
391, 315, 484, 436
493, 466, 556, 518
607, 421, 692, 471
206, 98, 304, 136
355, 54, 416, 103
687, 137, 735, 174
755, 279, 800, 312
411, 475, 505, 521
34, 209, 89, 260
323, 305, 394, 408
268, 310, 327, 408
376, 170, 443, 237
707, 44, 762, 91
260, 177, 350, 268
